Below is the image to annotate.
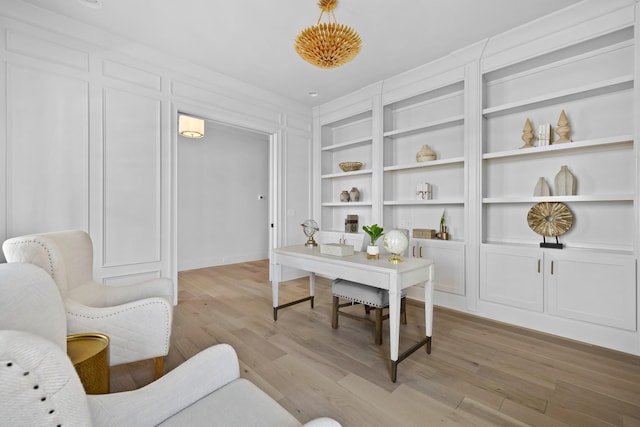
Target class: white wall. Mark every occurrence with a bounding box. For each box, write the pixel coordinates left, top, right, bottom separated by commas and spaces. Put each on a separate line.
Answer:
178, 121, 270, 270
0, 0, 313, 293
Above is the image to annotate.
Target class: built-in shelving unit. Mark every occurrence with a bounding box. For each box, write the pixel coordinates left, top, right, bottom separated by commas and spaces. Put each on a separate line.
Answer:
313, 4, 639, 355
382, 81, 466, 241
319, 110, 374, 233
481, 28, 635, 253
479, 25, 636, 333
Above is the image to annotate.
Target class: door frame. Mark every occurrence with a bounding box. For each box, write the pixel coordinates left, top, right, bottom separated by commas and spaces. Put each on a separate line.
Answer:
170, 103, 280, 302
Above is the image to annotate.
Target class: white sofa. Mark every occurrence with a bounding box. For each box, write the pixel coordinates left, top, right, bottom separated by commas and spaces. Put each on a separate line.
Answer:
0, 262, 341, 426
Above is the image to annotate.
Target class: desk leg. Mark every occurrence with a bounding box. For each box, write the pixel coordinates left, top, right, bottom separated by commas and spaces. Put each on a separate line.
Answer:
272, 262, 281, 320
390, 265, 435, 382
388, 286, 401, 382
424, 264, 434, 354
272, 265, 315, 321
309, 272, 315, 309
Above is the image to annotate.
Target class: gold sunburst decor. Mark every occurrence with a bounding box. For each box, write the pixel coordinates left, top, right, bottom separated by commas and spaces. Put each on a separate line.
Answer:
295, 0, 361, 68
527, 202, 574, 237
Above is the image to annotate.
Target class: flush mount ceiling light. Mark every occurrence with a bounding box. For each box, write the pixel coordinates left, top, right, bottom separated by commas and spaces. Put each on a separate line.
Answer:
178, 115, 204, 138
294, 0, 361, 69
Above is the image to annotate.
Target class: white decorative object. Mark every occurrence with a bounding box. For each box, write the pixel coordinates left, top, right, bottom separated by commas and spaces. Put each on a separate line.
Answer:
520, 118, 535, 149
555, 110, 571, 143
534, 177, 551, 197
320, 243, 354, 256
555, 165, 576, 196
537, 124, 552, 146
416, 182, 432, 200
416, 144, 436, 162
383, 229, 409, 263
349, 187, 360, 202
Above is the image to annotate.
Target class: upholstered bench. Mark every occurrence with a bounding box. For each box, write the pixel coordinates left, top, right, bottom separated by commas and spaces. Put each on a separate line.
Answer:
331, 279, 407, 345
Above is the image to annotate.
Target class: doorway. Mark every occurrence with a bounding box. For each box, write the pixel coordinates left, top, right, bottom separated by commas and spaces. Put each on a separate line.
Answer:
177, 119, 272, 271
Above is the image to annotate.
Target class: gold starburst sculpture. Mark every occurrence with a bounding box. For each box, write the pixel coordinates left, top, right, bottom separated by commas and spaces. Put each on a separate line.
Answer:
527, 202, 574, 237
295, 0, 361, 68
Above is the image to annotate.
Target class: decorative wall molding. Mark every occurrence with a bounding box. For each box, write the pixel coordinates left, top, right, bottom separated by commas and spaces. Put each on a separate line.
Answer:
102, 59, 162, 91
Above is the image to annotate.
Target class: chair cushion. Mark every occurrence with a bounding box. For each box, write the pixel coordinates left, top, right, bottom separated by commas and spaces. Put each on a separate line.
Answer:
158, 378, 301, 427
332, 279, 406, 308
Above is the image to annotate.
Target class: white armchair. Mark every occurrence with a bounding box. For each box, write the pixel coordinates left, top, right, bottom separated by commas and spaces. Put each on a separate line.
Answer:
0, 262, 341, 426
2, 230, 174, 377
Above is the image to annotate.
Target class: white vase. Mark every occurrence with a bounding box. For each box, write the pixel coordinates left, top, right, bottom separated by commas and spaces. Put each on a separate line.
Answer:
555, 165, 576, 196
366, 245, 379, 260
349, 187, 360, 202
533, 177, 551, 197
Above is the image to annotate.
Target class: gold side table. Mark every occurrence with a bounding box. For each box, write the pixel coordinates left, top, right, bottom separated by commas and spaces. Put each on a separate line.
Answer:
67, 333, 110, 394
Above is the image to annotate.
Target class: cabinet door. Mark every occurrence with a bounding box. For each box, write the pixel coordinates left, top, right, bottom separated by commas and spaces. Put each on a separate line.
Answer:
480, 245, 543, 312
546, 252, 636, 330
412, 239, 465, 295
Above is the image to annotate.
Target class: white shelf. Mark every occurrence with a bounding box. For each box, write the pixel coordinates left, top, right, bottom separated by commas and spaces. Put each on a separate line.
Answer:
383, 115, 464, 138
384, 156, 464, 172
481, 241, 634, 256
322, 202, 373, 207
483, 135, 633, 160
482, 194, 634, 204
321, 169, 373, 179
412, 238, 466, 248
384, 199, 465, 206
482, 75, 633, 117
321, 136, 373, 152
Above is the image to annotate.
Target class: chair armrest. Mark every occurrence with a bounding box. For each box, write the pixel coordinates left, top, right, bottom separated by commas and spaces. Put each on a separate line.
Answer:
303, 417, 342, 427
69, 278, 174, 307
65, 297, 172, 365
103, 277, 174, 305
87, 343, 241, 427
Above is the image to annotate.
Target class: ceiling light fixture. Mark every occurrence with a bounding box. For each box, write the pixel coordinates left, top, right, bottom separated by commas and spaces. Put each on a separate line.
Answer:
294, 0, 361, 69
178, 115, 205, 138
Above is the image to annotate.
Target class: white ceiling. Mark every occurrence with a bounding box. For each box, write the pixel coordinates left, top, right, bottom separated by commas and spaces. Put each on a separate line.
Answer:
19, 0, 583, 107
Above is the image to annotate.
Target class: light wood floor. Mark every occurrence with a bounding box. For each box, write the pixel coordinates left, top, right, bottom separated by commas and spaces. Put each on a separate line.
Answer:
111, 260, 640, 427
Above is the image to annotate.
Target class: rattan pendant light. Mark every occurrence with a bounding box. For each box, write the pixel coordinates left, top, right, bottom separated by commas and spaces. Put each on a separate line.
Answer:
295, 0, 361, 68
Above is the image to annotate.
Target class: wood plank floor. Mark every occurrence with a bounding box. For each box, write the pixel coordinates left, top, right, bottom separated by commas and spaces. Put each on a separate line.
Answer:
110, 260, 640, 426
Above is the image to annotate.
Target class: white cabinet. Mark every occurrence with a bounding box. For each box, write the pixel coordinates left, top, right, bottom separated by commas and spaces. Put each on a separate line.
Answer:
412, 239, 465, 296
481, 244, 636, 331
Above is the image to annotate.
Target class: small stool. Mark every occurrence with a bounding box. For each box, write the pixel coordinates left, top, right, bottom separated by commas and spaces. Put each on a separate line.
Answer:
331, 279, 407, 345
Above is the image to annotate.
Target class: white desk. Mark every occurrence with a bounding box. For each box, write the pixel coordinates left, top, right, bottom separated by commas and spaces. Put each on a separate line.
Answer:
271, 245, 434, 382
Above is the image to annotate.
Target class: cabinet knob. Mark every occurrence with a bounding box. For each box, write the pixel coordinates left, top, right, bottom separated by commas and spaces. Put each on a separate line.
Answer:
419, 246, 423, 258
412, 246, 415, 257
551, 260, 554, 275
537, 259, 541, 273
